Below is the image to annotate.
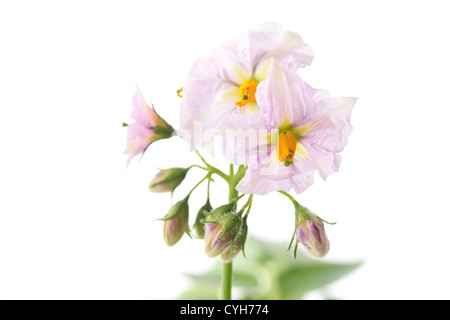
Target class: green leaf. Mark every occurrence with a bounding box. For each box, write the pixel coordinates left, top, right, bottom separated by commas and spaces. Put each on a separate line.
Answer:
278, 261, 363, 298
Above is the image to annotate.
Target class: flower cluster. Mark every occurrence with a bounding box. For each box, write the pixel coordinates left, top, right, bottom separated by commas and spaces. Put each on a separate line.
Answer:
123, 22, 356, 260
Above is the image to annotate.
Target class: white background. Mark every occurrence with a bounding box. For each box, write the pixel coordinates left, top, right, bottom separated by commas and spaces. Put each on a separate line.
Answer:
1, 0, 449, 299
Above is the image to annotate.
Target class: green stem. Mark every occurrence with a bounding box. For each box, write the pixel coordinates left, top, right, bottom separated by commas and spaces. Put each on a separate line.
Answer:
195, 150, 229, 182
220, 164, 238, 301
188, 164, 208, 171
278, 190, 296, 202
187, 174, 210, 198
221, 261, 233, 300
238, 194, 253, 216
228, 164, 238, 204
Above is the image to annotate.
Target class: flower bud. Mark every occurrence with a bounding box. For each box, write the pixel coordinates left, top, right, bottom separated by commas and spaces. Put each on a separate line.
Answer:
219, 218, 248, 263
204, 222, 231, 257
296, 218, 330, 258
163, 216, 185, 247
162, 197, 189, 246
149, 167, 189, 193
193, 200, 213, 239
204, 210, 247, 261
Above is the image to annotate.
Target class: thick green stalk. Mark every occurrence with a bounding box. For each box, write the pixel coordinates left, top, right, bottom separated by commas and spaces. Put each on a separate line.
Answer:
221, 164, 238, 300
221, 261, 233, 300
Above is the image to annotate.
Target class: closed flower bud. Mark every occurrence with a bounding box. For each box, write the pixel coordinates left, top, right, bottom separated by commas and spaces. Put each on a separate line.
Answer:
149, 167, 189, 193
162, 197, 189, 247
296, 218, 330, 258
193, 200, 213, 239
163, 216, 185, 247
204, 222, 231, 257
219, 218, 248, 263
204, 211, 246, 261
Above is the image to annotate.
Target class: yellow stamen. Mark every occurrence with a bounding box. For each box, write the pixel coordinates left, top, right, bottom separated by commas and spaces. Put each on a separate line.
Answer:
235, 79, 259, 107
177, 87, 183, 98
276, 131, 297, 167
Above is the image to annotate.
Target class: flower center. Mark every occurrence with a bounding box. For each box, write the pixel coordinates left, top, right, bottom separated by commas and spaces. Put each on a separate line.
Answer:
235, 79, 259, 107
277, 131, 297, 167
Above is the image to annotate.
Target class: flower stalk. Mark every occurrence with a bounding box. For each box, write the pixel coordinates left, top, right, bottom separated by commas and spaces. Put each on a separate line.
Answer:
220, 164, 239, 300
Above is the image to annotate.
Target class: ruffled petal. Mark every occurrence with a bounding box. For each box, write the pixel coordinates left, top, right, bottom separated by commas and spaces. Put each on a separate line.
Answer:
179, 57, 235, 150
256, 61, 312, 128
238, 90, 356, 193
303, 97, 357, 154
214, 22, 314, 77
300, 97, 356, 180
236, 153, 316, 195
216, 113, 268, 166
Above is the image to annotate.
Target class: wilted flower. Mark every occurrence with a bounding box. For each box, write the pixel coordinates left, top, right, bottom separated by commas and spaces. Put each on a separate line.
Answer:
149, 167, 190, 193
178, 22, 314, 150
162, 197, 189, 247
124, 88, 174, 166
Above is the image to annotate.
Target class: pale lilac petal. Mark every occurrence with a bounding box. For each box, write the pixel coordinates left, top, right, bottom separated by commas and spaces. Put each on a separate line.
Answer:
301, 97, 356, 180
131, 88, 158, 128
123, 122, 154, 164
236, 154, 316, 195
215, 22, 314, 76
216, 114, 269, 166
179, 57, 236, 150
303, 97, 356, 153
256, 62, 315, 128
179, 23, 314, 153
237, 166, 292, 195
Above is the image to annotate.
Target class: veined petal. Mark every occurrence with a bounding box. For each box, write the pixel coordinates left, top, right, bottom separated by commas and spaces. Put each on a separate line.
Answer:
179, 57, 235, 150
131, 87, 158, 128
237, 153, 316, 195
240, 85, 356, 194
216, 114, 269, 166
214, 22, 314, 78
123, 122, 154, 165
256, 61, 309, 128
303, 97, 357, 153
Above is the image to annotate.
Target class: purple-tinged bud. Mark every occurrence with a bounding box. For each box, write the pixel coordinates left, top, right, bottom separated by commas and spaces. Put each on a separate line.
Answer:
204, 210, 247, 261
219, 218, 248, 263
296, 219, 330, 258
162, 197, 189, 246
149, 167, 189, 193
204, 223, 232, 257
163, 216, 185, 247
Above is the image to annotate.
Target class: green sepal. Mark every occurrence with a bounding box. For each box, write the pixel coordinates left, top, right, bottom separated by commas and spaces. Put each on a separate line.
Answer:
239, 216, 249, 259
203, 202, 235, 223
193, 199, 213, 239
217, 213, 240, 241
159, 196, 189, 221
318, 217, 337, 225
287, 228, 296, 252
293, 242, 299, 260
149, 167, 190, 194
